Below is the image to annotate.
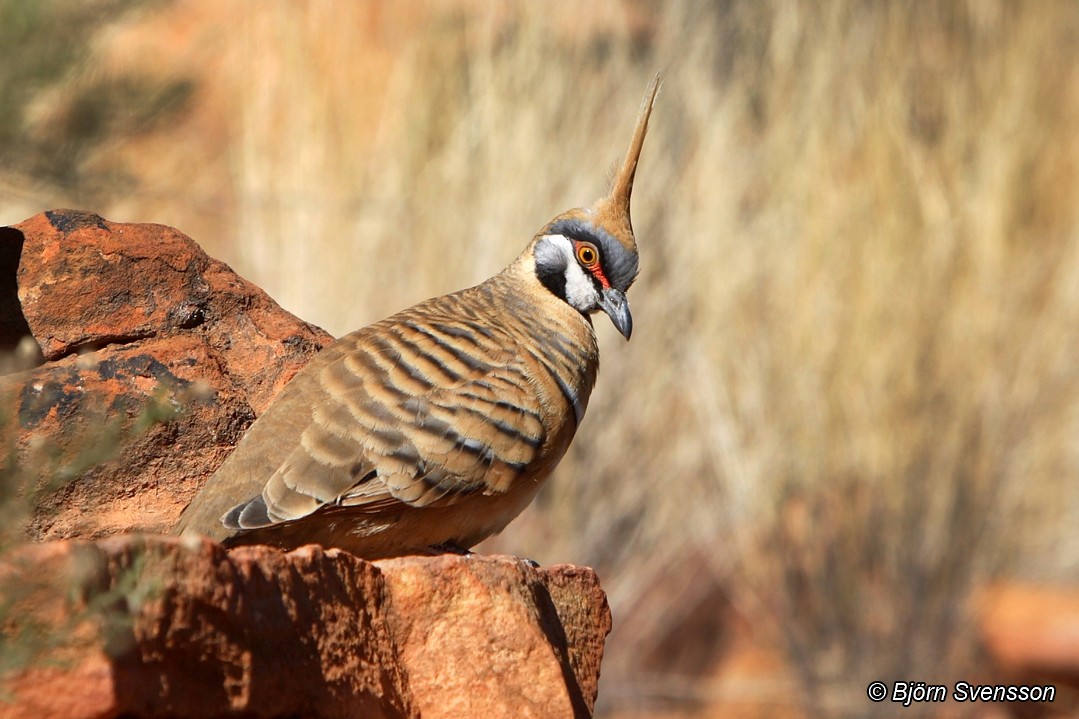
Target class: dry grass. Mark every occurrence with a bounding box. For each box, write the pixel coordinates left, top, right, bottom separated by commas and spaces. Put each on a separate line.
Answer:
4, 1, 1079, 716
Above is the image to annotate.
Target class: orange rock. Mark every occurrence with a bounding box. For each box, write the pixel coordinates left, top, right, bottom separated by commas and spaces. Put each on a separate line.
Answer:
0, 536, 611, 719
377, 555, 611, 718
2, 210, 332, 540
1, 536, 414, 719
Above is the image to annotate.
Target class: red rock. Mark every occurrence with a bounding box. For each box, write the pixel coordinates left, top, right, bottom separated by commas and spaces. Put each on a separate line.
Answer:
377, 555, 611, 718
1, 536, 415, 719
0, 536, 610, 719
2, 210, 332, 540
535, 563, 613, 712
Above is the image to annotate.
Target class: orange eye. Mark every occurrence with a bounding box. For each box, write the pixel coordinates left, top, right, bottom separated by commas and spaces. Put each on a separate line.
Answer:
576, 243, 599, 267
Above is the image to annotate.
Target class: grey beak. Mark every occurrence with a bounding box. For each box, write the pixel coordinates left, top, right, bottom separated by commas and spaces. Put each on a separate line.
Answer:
598, 288, 633, 340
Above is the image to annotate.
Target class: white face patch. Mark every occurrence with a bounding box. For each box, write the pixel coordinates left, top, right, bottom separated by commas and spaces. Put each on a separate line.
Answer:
563, 259, 600, 312
537, 234, 601, 313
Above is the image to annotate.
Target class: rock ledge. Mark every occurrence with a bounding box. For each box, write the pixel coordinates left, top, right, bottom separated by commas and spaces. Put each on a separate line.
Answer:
2, 535, 611, 719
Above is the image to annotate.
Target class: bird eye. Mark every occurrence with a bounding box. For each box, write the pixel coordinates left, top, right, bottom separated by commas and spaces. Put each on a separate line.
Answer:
576, 243, 599, 267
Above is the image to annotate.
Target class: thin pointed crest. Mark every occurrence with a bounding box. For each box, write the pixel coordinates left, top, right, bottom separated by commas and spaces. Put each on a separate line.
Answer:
595, 71, 660, 248
608, 74, 661, 221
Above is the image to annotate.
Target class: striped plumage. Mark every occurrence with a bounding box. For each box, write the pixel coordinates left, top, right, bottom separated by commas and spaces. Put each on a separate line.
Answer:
175, 77, 659, 559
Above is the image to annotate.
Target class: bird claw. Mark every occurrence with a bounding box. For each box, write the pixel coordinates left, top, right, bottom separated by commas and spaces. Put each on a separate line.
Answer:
428, 542, 473, 557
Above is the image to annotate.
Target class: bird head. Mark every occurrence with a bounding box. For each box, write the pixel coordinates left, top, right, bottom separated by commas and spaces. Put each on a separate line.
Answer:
533, 76, 660, 340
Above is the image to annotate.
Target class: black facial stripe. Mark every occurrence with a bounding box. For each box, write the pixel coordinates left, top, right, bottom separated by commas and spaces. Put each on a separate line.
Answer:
587, 270, 605, 293
536, 253, 568, 300
546, 218, 638, 290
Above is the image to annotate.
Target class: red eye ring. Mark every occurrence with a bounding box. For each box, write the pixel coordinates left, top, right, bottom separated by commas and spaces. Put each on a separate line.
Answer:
576, 242, 599, 267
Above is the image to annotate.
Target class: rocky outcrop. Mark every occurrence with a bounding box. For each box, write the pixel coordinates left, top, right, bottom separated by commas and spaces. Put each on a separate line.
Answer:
1, 209, 332, 541
1, 536, 611, 719
378, 554, 610, 719
0, 211, 613, 717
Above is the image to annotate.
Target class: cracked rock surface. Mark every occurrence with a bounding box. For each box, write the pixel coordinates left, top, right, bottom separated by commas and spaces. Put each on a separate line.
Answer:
2, 209, 332, 541
2, 536, 611, 719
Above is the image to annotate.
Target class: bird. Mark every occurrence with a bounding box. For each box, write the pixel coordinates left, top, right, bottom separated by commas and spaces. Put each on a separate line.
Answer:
175, 77, 659, 559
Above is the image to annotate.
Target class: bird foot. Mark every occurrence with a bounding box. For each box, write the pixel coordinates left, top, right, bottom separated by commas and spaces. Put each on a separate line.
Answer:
428, 542, 473, 557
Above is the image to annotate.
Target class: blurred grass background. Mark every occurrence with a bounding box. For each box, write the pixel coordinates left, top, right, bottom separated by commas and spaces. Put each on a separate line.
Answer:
3, 0, 1079, 716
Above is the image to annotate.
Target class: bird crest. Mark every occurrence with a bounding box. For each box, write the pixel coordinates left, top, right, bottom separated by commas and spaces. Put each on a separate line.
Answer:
592, 74, 662, 257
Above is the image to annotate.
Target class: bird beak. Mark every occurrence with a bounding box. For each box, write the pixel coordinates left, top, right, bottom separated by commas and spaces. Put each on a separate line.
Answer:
598, 288, 633, 340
